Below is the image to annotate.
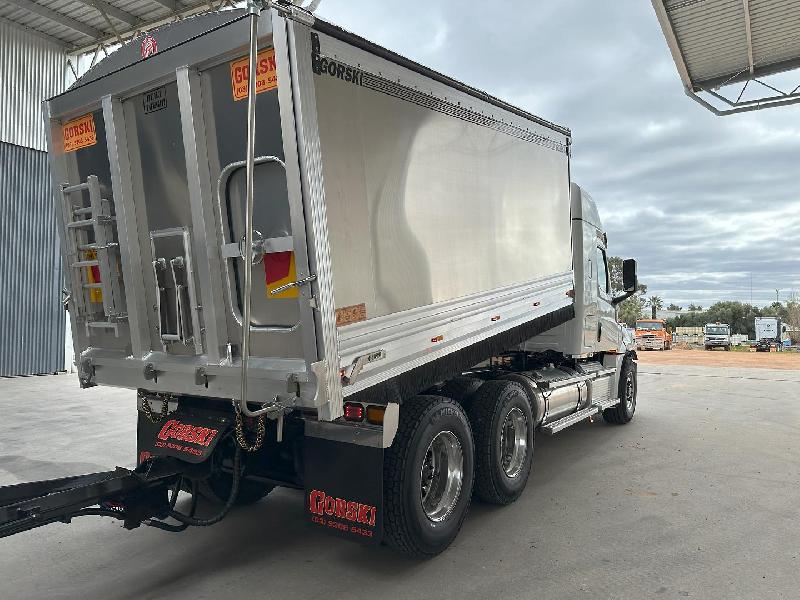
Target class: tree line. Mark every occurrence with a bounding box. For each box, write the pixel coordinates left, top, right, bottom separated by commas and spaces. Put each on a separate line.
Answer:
608, 256, 799, 340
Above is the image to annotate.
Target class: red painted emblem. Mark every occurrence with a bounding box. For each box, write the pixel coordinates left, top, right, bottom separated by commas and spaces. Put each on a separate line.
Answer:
157, 419, 219, 447
308, 489, 377, 526
140, 34, 158, 59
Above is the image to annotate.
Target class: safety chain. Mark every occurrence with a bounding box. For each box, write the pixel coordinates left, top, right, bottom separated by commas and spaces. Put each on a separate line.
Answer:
139, 390, 170, 424
234, 409, 266, 452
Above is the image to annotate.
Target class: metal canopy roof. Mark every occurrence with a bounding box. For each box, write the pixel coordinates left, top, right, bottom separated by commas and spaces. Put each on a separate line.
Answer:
653, 0, 800, 114
0, 0, 236, 54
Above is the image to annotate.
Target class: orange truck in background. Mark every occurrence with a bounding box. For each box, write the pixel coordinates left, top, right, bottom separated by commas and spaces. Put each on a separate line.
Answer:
635, 319, 672, 351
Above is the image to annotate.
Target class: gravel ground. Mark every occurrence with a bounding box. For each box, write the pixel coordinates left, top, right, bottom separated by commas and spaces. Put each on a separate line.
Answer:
1, 364, 799, 600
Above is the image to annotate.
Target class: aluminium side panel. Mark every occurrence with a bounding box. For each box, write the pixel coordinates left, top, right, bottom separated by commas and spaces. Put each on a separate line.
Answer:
304, 27, 573, 399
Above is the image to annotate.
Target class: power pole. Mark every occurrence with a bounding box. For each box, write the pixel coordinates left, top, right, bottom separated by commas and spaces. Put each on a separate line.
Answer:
776, 289, 780, 303
750, 272, 753, 306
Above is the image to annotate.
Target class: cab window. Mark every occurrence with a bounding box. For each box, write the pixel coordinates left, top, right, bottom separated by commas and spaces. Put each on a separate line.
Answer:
596, 247, 610, 295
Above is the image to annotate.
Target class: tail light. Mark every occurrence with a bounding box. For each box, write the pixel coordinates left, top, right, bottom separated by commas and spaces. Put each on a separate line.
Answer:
343, 402, 364, 422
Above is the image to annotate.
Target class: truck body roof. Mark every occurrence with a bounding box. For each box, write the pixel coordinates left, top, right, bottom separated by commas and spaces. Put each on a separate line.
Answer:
59, 8, 570, 139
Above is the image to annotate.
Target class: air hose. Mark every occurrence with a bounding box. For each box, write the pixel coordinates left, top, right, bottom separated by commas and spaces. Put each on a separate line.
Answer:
166, 447, 242, 527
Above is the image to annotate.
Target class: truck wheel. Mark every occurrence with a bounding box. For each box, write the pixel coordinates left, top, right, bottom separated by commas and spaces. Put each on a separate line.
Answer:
603, 358, 637, 425
383, 396, 474, 557
439, 376, 483, 405
467, 380, 534, 505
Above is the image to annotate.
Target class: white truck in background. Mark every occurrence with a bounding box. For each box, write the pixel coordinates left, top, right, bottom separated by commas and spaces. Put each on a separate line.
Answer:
754, 317, 783, 352
704, 323, 731, 351
0, 3, 640, 557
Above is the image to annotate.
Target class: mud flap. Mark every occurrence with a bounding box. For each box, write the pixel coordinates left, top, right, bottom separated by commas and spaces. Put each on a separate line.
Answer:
137, 409, 231, 466
304, 437, 383, 544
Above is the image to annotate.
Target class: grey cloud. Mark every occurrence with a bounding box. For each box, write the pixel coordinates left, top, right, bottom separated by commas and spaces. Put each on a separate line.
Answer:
317, 0, 800, 306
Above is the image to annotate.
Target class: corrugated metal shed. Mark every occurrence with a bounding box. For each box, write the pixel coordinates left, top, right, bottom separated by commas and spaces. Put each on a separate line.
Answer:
0, 141, 66, 376
0, 18, 67, 150
654, 0, 800, 90
0, 0, 228, 53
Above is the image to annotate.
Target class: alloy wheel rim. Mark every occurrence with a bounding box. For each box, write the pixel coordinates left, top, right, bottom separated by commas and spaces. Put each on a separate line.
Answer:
500, 407, 528, 478
420, 431, 463, 522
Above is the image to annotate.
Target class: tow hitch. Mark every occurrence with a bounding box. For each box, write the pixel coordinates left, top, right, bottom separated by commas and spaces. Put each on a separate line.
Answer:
0, 458, 181, 538
0, 406, 244, 539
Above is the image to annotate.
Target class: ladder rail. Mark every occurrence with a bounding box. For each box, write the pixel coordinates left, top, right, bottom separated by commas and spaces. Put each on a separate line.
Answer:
60, 174, 126, 337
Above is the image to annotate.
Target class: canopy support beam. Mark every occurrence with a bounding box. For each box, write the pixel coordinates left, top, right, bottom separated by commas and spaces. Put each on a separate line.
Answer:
4, 0, 105, 39
742, 0, 755, 75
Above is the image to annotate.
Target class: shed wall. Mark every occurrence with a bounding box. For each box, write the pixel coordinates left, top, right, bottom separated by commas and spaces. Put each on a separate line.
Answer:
0, 18, 66, 151
0, 141, 66, 376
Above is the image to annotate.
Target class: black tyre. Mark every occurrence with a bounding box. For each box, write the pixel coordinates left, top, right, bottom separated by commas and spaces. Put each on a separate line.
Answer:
467, 380, 534, 505
383, 396, 474, 557
603, 357, 637, 425
705, 345, 711, 351
439, 376, 483, 404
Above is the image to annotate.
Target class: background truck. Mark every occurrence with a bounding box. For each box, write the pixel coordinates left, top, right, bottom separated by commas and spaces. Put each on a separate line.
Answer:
754, 317, 783, 352
635, 319, 672, 350
704, 323, 731, 351
0, 3, 640, 557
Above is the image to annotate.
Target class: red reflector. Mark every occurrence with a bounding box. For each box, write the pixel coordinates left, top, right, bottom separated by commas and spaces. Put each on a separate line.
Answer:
490, 315, 501, 322
431, 335, 444, 343
343, 402, 364, 422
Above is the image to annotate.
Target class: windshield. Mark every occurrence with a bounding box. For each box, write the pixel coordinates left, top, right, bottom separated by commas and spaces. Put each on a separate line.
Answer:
636, 321, 663, 331
706, 326, 729, 335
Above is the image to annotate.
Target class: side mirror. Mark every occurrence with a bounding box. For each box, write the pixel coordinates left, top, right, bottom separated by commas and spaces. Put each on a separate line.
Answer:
612, 259, 638, 306
622, 258, 638, 292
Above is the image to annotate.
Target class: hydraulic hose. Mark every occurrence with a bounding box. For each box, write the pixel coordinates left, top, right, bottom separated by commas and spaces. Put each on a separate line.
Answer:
166, 447, 242, 527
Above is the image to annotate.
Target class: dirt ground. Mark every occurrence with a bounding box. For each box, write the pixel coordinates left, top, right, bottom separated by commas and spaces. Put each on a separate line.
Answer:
636, 347, 800, 370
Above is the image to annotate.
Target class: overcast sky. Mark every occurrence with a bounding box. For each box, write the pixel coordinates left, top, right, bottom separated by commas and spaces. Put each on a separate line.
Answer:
316, 0, 800, 308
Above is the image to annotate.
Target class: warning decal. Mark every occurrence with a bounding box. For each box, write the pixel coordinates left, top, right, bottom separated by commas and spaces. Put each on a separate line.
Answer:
230, 48, 278, 101
62, 113, 97, 153
264, 251, 299, 299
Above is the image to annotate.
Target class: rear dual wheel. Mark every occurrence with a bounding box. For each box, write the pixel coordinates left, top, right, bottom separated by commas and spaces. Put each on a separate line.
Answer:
467, 380, 534, 505
383, 382, 535, 557
383, 396, 474, 557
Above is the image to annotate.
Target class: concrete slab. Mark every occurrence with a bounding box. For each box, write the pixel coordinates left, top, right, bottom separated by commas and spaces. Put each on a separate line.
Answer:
1, 367, 798, 600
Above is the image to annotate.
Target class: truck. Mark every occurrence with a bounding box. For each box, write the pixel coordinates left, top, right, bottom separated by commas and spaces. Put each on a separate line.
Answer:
754, 317, 783, 352
0, 3, 640, 557
635, 319, 672, 350
704, 323, 731, 351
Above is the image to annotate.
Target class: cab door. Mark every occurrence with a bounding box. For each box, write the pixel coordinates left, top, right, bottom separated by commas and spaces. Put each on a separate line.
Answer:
582, 243, 599, 351
595, 245, 620, 351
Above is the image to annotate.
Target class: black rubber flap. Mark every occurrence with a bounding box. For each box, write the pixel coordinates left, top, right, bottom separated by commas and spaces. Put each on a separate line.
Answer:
305, 436, 383, 544
137, 409, 231, 465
